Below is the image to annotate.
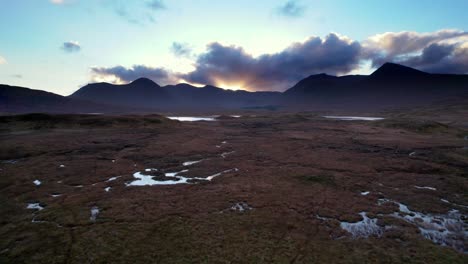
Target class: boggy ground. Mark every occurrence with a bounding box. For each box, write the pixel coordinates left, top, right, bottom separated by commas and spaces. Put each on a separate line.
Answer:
0, 111, 467, 263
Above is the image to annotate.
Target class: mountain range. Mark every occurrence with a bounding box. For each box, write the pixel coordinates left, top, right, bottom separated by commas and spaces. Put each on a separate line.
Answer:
1, 63, 467, 113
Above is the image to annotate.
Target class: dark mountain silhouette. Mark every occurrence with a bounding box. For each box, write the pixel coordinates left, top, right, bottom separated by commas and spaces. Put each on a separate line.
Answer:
0, 84, 144, 114
284, 62, 468, 109
71, 79, 281, 110
70, 78, 172, 109
2, 63, 467, 113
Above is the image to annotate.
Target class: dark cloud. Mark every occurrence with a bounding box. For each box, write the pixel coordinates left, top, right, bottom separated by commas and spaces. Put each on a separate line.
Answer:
276, 0, 306, 18
364, 30, 468, 68
170, 42, 192, 57
61, 41, 81, 53
90, 65, 177, 85
147, 0, 165, 10
181, 33, 361, 91
395, 43, 468, 74
89, 30, 468, 91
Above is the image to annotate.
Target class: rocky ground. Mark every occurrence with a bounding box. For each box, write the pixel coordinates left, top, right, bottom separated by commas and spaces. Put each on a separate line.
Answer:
0, 109, 467, 263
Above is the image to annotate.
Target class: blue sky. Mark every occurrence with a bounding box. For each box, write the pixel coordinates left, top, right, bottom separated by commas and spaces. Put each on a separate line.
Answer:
0, 0, 467, 94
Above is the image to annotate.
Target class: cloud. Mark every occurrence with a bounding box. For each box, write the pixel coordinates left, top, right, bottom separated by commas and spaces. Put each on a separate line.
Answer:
394, 43, 468, 74
170, 42, 193, 58
103, 0, 166, 25
181, 33, 361, 91
147, 0, 165, 10
50, 0, 65, 4
276, 0, 306, 18
90, 65, 178, 85
0, 55, 6, 65
363, 29, 468, 67
89, 29, 468, 91
61, 41, 81, 53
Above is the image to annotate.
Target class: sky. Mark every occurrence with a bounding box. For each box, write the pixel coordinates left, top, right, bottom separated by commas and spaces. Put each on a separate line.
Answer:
0, 0, 467, 95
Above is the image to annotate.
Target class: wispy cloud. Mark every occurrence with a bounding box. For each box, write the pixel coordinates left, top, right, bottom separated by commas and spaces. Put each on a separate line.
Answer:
61, 41, 81, 53
147, 0, 165, 10
11, 74, 23, 79
170, 42, 193, 58
103, 0, 167, 25
276, 0, 306, 18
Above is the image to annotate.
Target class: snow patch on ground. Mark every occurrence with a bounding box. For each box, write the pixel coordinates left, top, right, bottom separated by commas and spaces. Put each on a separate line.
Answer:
221, 151, 235, 158
414, 186, 437, 191
340, 212, 383, 238
379, 199, 467, 253
27, 203, 44, 211
126, 168, 238, 186
230, 202, 253, 212
33, 180, 41, 186
361, 191, 370, 196
105, 187, 111, 192
90, 206, 99, 222
183, 160, 203, 166
107, 176, 121, 182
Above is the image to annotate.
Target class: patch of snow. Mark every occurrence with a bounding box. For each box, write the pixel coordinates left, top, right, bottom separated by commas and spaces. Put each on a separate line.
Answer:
340, 212, 383, 238
112, 160, 116, 163
414, 186, 437, 191
379, 199, 467, 253
105, 187, 111, 192
2, 159, 18, 164
230, 202, 252, 212
409, 152, 417, 157
221, 151, 235, 158
126, 168, 238, 186
59, 165, 65, 168
361, 191, 370, 196
74, 185, 84, 188
440, 199, 468, 209
222, 141, 227, 144
27, 203, 44, 211
323, 116, 385, 121
183, 160, 203, 166
51, 194, 62, 198
107, 176, 121, 182
33, 180, 42, 186
167, 116, 216, 122
90, 206, 99, 222
231, 115, 241, 118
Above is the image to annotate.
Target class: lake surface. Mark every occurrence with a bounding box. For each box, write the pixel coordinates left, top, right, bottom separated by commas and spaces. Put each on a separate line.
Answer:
323, 116, 385, 121
167, 116, 217, 122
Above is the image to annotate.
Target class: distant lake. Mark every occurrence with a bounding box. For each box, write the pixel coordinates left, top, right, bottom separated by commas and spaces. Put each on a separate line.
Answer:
323, 116, 385, 121
167, 116, 217, 122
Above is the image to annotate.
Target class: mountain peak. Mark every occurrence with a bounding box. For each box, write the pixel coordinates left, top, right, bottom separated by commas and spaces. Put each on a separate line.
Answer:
371, 62, 427, 78
130, 78, 159, 87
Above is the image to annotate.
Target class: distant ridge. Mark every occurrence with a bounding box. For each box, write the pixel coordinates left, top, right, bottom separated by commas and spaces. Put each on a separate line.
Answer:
1, 63, 467, 113
284, 62, 468, 109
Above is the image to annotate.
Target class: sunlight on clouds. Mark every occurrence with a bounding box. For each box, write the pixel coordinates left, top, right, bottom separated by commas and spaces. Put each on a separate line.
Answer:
0, 56, 6, 65
215, 82, 245, 91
